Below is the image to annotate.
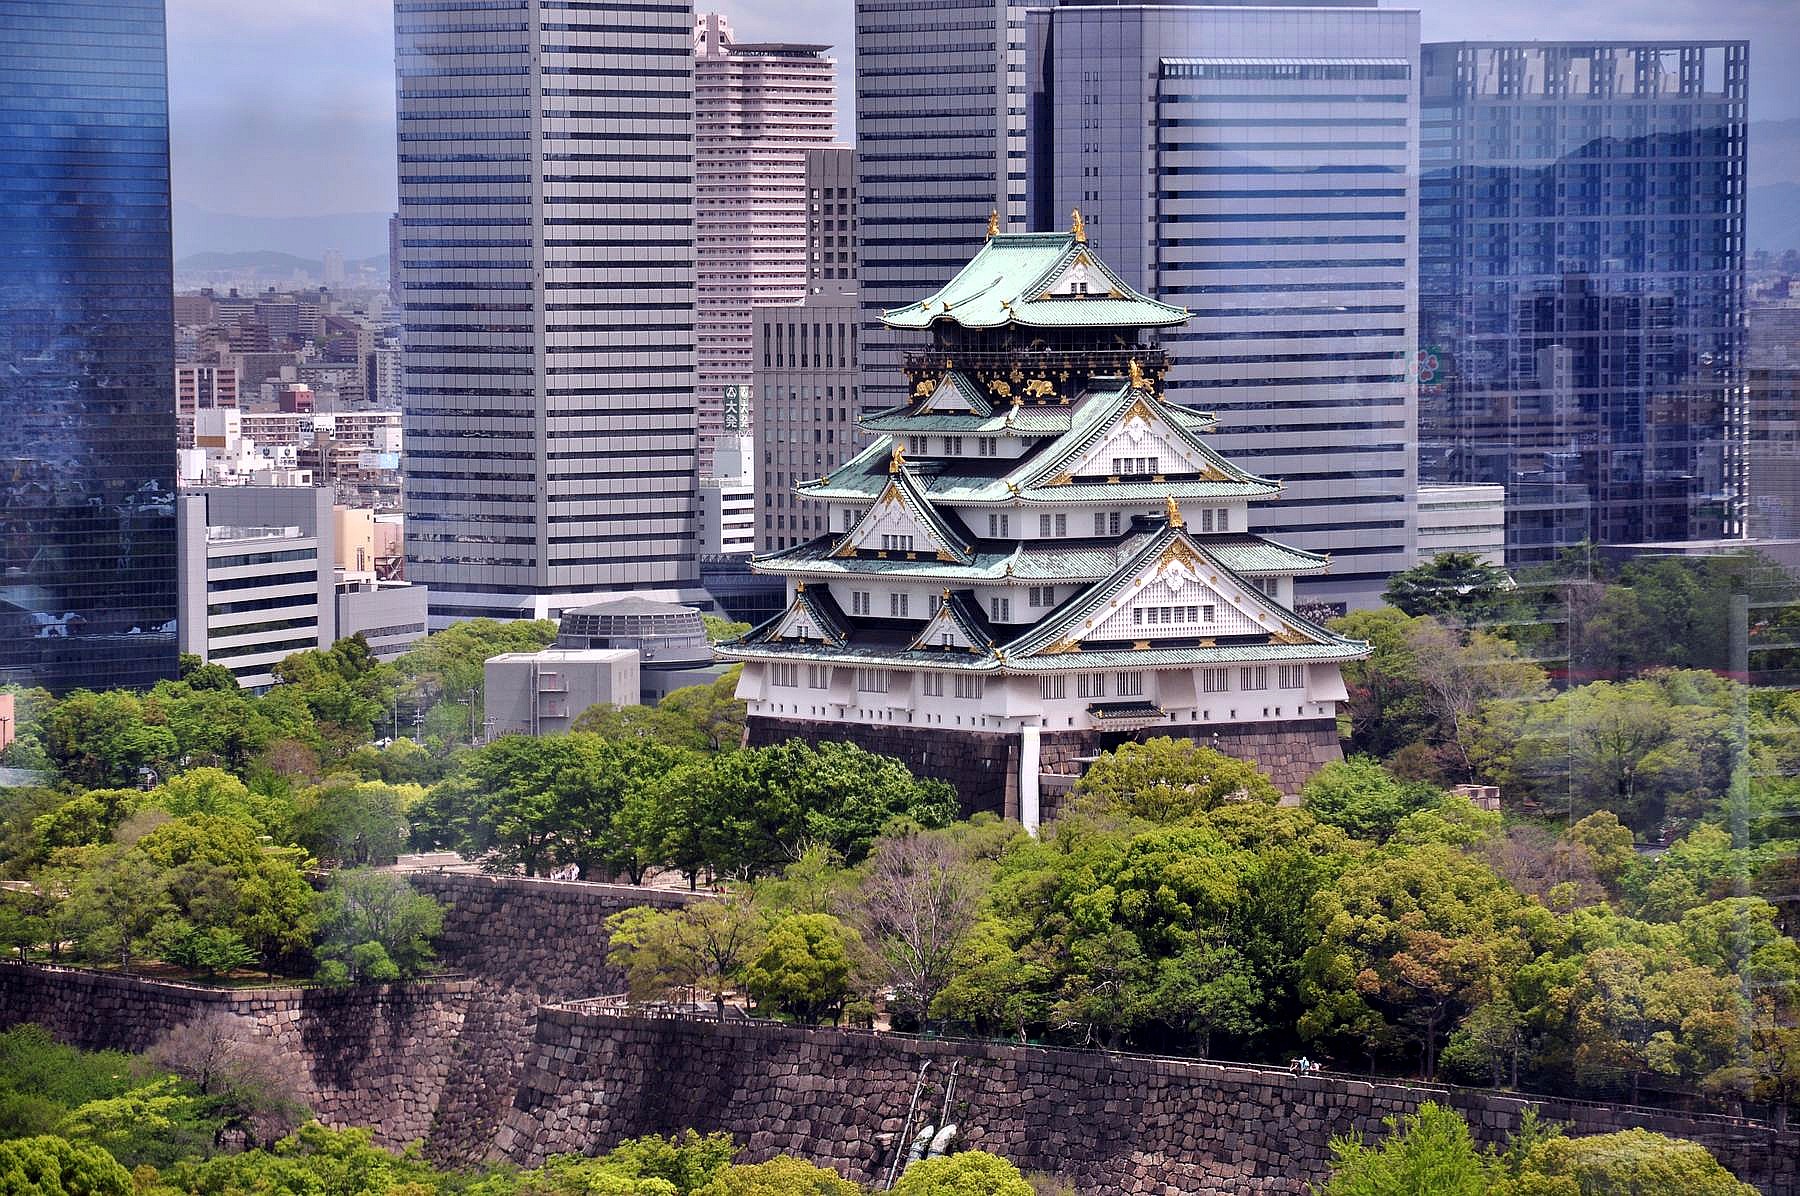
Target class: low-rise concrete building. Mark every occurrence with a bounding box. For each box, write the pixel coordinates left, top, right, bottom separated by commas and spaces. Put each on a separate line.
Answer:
1417, 484, 1508, 567
484, 648, 640, 738
337, 580, 430, 663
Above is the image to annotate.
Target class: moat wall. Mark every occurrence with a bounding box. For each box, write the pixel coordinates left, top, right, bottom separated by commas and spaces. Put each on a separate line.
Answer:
501, 1008, 1800, 1196
2, 874, 1793, 1194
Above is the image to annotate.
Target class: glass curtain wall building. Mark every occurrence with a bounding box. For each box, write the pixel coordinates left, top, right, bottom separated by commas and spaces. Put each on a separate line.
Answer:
1026, 0, 1421, 612
0, 0, 178, 690
396, 0, 707, 626
855, 0, 1029, 418
1419, 43, 1749, 563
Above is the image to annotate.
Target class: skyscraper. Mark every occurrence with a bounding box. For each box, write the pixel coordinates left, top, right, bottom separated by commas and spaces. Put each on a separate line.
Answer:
1419, 42, 1749, 562
396, 0, 707, 626
855, 0, 1029, 418
693, 14, 837, 480
0, 0, 178, 690
755, 147, 860, 552
1027, 0, 1422, 611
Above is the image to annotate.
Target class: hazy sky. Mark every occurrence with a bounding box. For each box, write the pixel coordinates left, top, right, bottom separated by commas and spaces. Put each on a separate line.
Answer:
166, 0, 1800, 220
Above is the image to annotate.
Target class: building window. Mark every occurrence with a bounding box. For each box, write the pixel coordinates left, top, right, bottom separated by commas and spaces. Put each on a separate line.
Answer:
1203, 604, 1216, 622
1134, 605, 1203, 626
979, 438, 998, 457
851, 591, 871, 616
989, 596, 1011, 622
943, 436, 963, 455
1111, 456, 1155, 476
807, 665, 830, 689
890, 592, 910, 618
922, 673, 944, 697
1202, 668, 1229, 693
771, 663, 799, 687
881, 534, 914, 552
987, 512, 1009, 537
1077, 672, 1105, 699
1029, 585, 1055, 607
1217, 508, 1229, 532
1116, 671, 1145, 697
1278, 665, 1305, 690
1041, 676, 1067, 700
1200, 509, 1214, 533
1240, 666, 1268, 691
1039, 513, 1052, 537
1250, 576, 1276, 597
954, 675, 984, 699
857, 668, 890, 693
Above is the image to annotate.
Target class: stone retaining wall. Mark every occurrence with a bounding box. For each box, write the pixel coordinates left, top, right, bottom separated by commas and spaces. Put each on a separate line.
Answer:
0, 965, 470, 1147
497, 1009, 1799, 1196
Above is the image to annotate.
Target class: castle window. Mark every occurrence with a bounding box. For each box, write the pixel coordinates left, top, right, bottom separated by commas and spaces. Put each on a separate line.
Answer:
807, 665, 830, 689
890, 593, 910, 618
979, 438, 998, 457
880, 534, 914, 552
1116, 671, 1144, 697
1029, 586, 1055, 607
1240, 666, 1268, 691
851, 591, 871, 616
1217, 508, 1230, 532
987, 512, 1009, 537
1093, 511, 1122, 536
1278, 665, 1306, 690
857, 668, 890, 693
922, 673, 945, 697
1201, 668, 1230, 693
1203, 604, 1216, 622
771, 663, 799, 687
1111, 456, 1155, 476
954, 675, 984, 699
943, 436, 964, 455
1200, 509, 1214, 533
1077, 673, 1105, 699
1041, 676, 1067, 700
989, 596, 1011, 622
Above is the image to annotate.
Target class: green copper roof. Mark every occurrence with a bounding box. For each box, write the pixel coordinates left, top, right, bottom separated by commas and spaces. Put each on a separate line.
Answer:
755, 530, 1328, 583
883, 230, 1189, 332
828, 461, 977, 565
801, 380, 1277, 506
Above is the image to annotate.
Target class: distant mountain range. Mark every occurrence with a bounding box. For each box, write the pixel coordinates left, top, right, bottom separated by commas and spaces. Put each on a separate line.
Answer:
173, 203, 390, 262
175, 249, 387, 277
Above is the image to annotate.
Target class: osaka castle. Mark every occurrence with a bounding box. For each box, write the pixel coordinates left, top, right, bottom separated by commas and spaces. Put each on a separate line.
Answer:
720, 214, 1369, 825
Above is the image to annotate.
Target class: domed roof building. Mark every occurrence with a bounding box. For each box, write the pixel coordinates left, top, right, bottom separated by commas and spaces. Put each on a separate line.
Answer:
719, 214, 1368, 824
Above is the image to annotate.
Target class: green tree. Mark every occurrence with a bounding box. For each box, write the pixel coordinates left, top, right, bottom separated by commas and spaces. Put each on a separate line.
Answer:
606, 899, 766, 1018
1514, 1127, 1757, 1195
163, 1122, 446, 1196
148, 768, 290, 838
289, 776, 416, 866
852, 829, 986, 1030
892, 1151, 1034, 1196
28, 790, 146, 857
1072, 738, 1279, 820
56, 1076, 218, 1168
314, 869, 444, 985
0, 1135, 133, 1196
1302, 758, 1444, 842
742, 913, 855, 1024
40, 690, 178, 788
179, 654, 241, 692
395, 618, 558, 743
1318, 1102, 1493, 1196
1383, 552, 1514, 623
164, 927, 257, 979
693, 1157, 860, 1196
1301, 843, 1553, 1078
1330, 608, 1440, 762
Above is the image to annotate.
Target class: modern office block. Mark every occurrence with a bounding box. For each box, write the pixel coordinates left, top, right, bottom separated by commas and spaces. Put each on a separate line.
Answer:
756, 147, 863, 551
1420, 42, 1749, 563
0, 0, 178, 690
855, 0, 1028, 420
484, 648, 641, 737
396, 0, 706, 627
1026, 0, 1422, 613
694, 13, 837, 479
336, 580, 430, 663
177, 487, 336, 690
1417, 483, 1507, 566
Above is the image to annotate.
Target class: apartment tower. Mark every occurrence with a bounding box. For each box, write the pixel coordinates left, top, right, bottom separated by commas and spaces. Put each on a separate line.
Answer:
694, 13, 837, 479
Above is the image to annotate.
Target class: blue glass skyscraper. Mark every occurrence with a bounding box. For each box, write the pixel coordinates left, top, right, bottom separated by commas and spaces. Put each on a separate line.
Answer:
1419, 43, 1748, 563
0, 0, 178, 691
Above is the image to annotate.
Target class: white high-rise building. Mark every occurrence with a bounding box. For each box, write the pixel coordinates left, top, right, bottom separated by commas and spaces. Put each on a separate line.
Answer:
396, 0, 707, 626
693, 13, 837, 479
1027, 0, 1422, 612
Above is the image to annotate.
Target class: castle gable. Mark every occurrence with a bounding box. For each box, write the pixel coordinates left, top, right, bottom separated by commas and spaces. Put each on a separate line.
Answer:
832, 462, 975, 564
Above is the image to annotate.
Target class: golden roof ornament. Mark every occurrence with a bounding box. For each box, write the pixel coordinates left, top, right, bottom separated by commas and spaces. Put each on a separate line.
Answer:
1166, 495, 1184, 529
889, 442, 906, 474
1129, 358, 1149, 391
1070, 208, 1087, 244
986, 209, 1000, 239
